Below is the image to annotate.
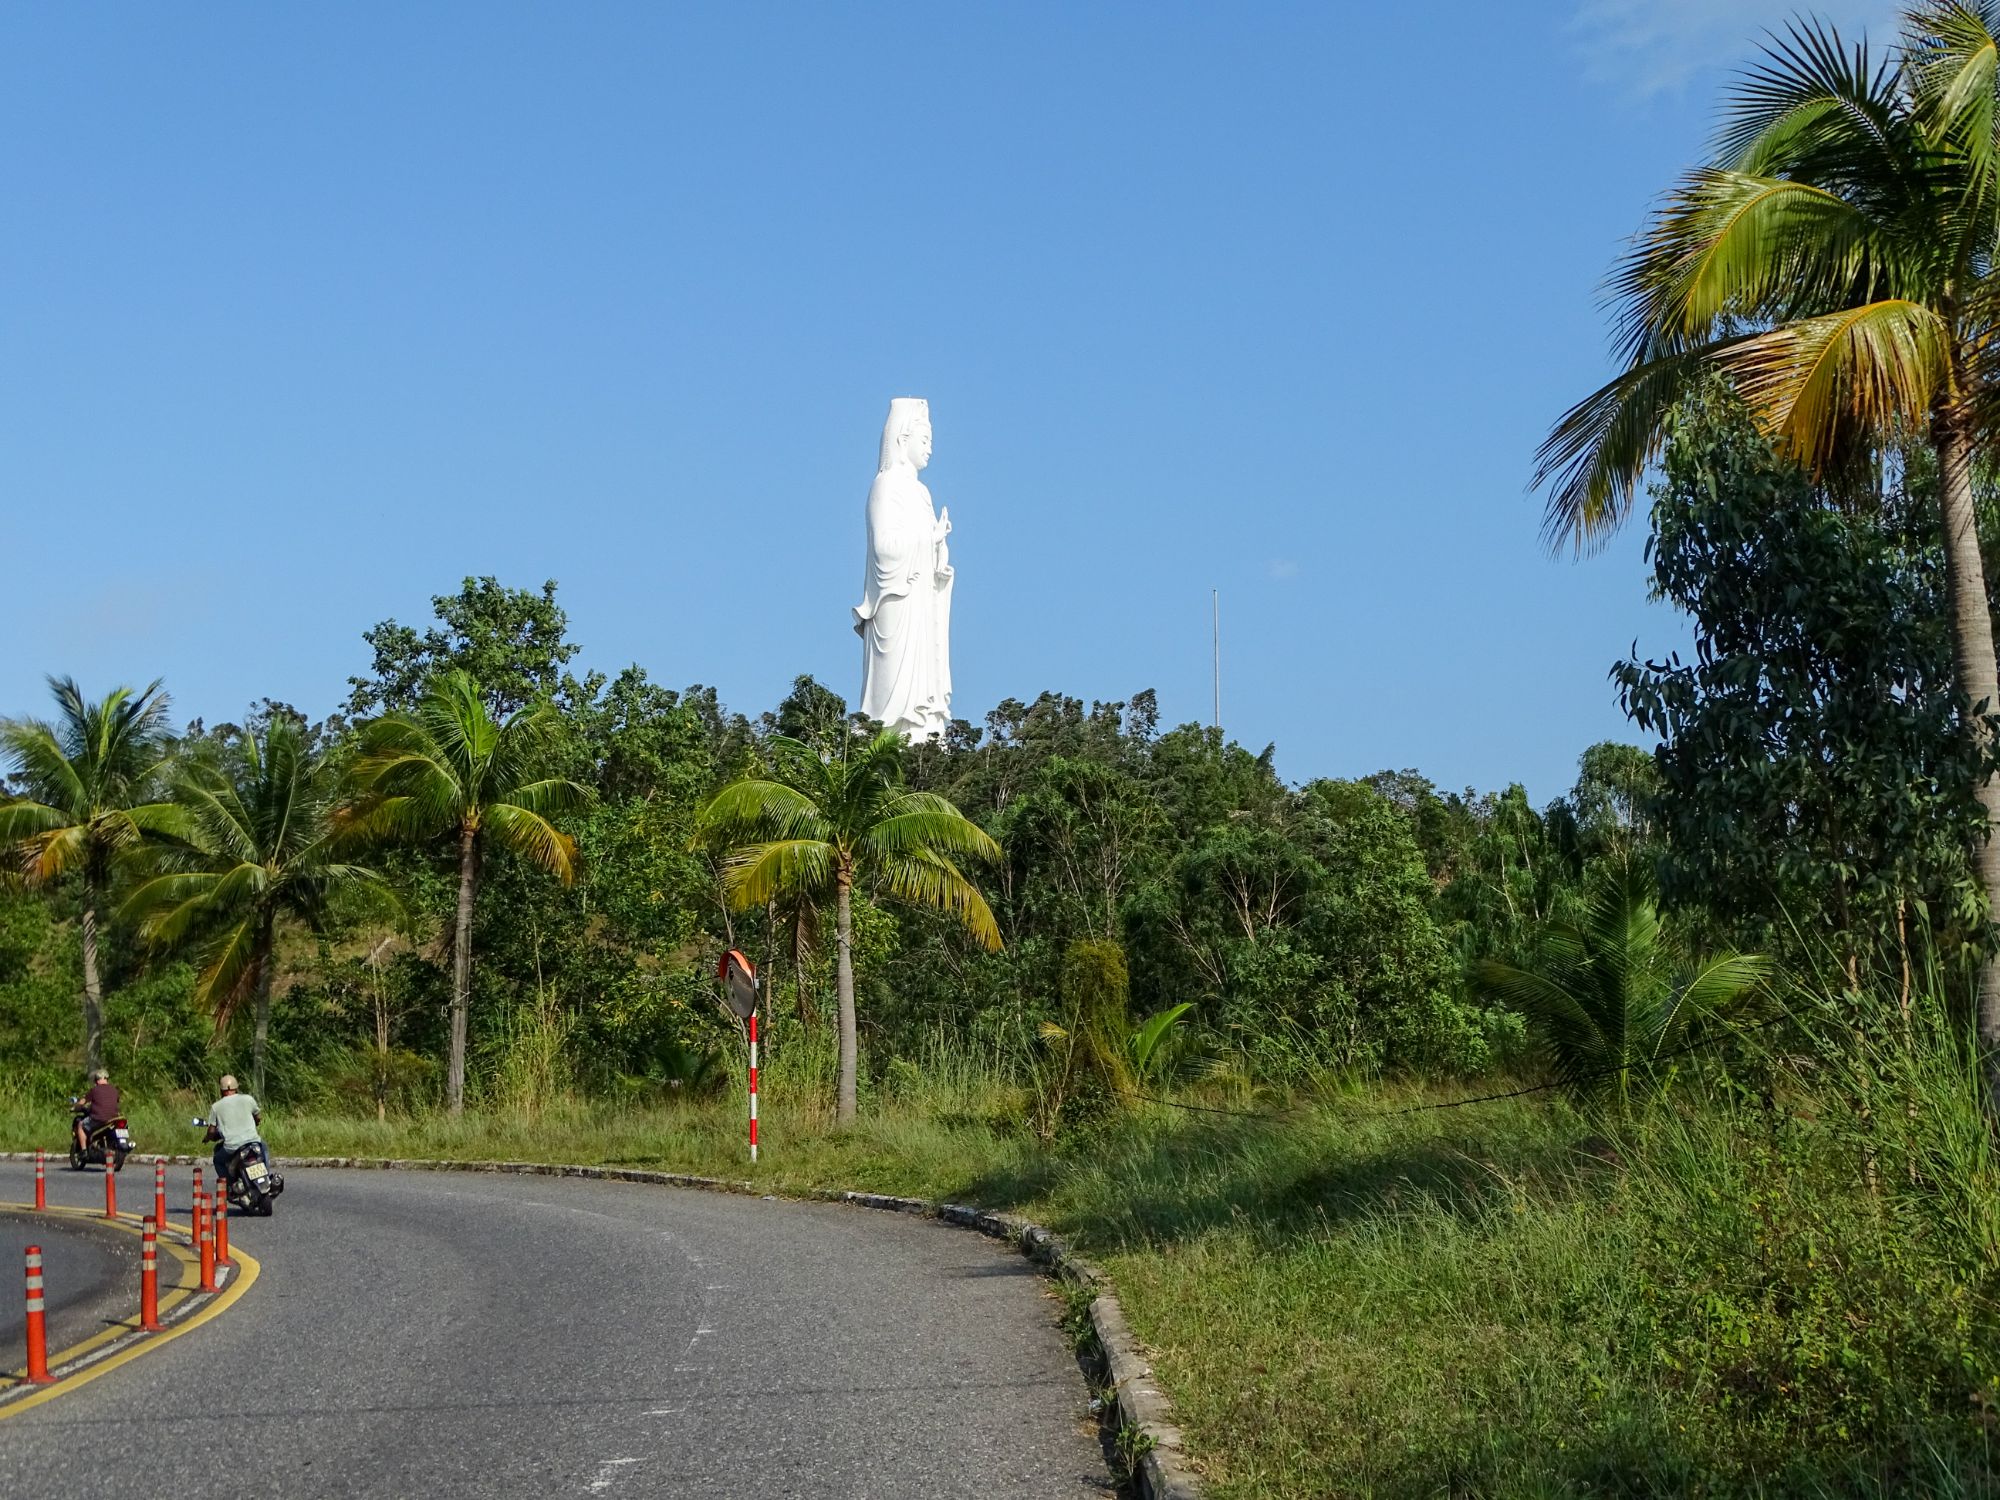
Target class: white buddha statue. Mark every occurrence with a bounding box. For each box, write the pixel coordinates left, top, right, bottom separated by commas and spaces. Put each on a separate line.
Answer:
854, 397, 954, 741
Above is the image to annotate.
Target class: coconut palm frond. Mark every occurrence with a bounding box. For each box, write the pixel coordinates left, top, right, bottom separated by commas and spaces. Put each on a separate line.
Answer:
482, 802, 580, 883
722, 838, 837, 908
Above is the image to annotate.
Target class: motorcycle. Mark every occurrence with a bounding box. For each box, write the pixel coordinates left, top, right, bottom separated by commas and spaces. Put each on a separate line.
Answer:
68, 1100, 133, 1172
193, 1120, 284, 1216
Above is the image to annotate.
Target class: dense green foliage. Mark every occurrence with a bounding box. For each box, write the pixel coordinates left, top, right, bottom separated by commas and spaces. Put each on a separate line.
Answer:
701, 728, 1001, 1123
1616, 383, 1996, 981
0, 578, 1621, 1112
1536, 2, 2000, 1077
0, 678, 181, 1074
346, 668, 591, 1114
1469, 872, 1770, 1106
123, 710, 379, 1095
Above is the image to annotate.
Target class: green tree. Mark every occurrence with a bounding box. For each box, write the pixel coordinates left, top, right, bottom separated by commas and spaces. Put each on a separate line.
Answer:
347, 576, 592, 718
769, 674, 852, 754
345, 671, 590, 1113
121, 712, 381, 1096
1299, 779, 1500, 1073
1470, 874, 1770, 1108
1031, 938, 1135, 1138
699, 730, 1001, 1124
1615, 384, 1988, 979
1560, 742, 1663, 875
1535, 7, 2000, 1083
0, 678, 180, 1073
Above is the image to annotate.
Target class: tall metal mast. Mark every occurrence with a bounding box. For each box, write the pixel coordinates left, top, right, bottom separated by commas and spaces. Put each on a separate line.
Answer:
1211, 588, 1220, 731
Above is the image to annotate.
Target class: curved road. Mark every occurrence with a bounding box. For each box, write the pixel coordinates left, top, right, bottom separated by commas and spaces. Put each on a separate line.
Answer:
0, 1206, 141, 1357
0, 1164, 1114, 1498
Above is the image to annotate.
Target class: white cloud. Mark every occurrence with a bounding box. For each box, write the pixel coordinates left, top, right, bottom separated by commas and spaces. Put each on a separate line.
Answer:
1569, 0, 1903, 98
1268, 559, 1300, 581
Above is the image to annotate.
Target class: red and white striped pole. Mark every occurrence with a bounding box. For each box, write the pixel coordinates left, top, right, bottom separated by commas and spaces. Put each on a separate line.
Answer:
139, 1217, 161, 1332
103, 1161, 117, 1220
153, 1161, 166, 1232
748, 1011, 759, 1164
720, 948, 761, 1165
212, 1182, 229, 1266
22, 1246, 53, 1383
33, 1150, 45, 1210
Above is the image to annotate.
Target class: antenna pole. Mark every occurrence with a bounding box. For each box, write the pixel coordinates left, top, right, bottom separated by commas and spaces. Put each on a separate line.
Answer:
1211, 589, 1220, 731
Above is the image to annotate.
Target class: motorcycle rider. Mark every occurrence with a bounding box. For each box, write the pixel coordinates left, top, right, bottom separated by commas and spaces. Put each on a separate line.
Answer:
74, 1069, 120, 1156
204, 1074, 265, 1183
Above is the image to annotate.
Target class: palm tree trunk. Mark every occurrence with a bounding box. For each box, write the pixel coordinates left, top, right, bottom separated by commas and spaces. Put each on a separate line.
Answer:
450, 823, 478, 1117
1935, 410, 2000, 1100
80, 882, 104, 1076
251, 908, 277, 1097
835, 865, 857, 1126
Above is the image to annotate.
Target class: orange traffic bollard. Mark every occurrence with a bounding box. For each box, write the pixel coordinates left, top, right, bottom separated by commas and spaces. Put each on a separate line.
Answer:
190, 1185, 205, 1271
153, 1161, 166, 1231
212, 1183, 229, 1266
196, 1199, 216, 1294
33, 1150, 45, 1210
140, 1216, 161, 1332
104, 1161, 117, 1219
22, 1246, 54, 1383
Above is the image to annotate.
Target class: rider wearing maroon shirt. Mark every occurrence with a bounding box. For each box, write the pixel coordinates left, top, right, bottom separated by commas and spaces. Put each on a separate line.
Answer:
75, 1071, 120, 1154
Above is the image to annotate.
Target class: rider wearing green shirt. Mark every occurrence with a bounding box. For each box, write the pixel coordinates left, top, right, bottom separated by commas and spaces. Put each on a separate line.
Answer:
205, 1075, 263, 1177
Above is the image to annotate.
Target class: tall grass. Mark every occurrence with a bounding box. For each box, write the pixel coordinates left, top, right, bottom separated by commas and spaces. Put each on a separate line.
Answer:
1048, 999, 2000, 1497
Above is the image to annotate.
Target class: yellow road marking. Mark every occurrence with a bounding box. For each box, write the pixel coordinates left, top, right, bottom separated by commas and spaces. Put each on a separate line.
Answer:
0, 1203, 200, 1373
0, 1201, 262, 1418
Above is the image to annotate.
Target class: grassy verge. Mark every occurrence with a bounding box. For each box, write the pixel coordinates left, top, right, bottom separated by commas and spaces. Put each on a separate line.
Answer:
7, 1057, 1995, 1498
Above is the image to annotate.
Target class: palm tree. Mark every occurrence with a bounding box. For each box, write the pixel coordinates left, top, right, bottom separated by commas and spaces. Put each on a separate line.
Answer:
121, 715, 380, 1096
344, 671, 589, 1114
1536, 6, 2000, 1086
0, 678, 180, 1073
699, 730, 1001, 1125
1468, 876, 1770, 1109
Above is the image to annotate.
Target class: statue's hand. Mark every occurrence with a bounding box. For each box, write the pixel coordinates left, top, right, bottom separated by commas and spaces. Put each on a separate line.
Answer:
936, 507, 952, 539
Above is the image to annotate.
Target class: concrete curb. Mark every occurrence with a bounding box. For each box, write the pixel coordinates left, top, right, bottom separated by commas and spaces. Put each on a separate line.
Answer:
0, 1151, 1201, 1497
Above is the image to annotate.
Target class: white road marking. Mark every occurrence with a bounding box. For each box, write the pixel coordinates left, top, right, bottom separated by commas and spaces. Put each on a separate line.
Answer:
587, 1457, 642, 1493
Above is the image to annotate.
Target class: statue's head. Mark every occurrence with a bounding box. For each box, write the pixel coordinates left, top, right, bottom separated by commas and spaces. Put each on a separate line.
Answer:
879, 397, 932, 474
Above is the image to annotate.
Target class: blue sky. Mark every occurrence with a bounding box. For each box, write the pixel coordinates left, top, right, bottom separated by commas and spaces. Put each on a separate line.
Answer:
0, 3, 1900, 802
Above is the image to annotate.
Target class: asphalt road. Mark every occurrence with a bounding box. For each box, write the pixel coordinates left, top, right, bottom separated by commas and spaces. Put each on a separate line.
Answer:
0, 1162, 1113, 1498
0, 1202, 141, 1360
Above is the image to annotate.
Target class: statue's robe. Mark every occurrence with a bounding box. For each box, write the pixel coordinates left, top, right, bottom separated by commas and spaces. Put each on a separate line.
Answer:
855, 466, 949, 739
